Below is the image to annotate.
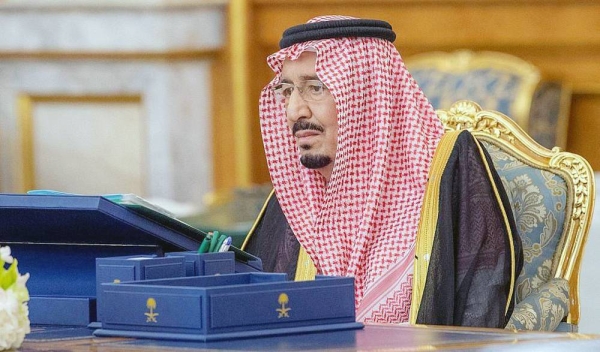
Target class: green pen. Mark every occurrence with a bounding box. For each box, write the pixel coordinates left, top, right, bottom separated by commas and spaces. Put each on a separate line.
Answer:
198, 232, 212, 253
213, 233, 228, 253
209, 231, 221, 253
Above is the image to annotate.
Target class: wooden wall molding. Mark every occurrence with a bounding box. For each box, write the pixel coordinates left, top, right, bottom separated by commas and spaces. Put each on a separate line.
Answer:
235, 0, 600, 182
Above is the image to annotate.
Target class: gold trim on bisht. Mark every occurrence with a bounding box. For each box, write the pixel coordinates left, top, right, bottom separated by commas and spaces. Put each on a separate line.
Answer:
294, 246, 317, 281
240, 189, 275, 251
239, 188, 317, 281
409, 130, 460, 324
471, 136, 517, 316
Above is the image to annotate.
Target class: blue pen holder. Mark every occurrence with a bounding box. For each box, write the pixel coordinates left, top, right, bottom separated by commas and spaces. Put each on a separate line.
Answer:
166, 251, 235, 277
95, 254, 186, 323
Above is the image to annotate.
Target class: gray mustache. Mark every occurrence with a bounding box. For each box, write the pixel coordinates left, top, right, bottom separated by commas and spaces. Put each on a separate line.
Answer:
292, 120, 324, 134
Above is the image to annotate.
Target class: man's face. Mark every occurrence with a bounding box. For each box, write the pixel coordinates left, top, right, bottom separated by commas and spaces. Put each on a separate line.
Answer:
279, 51, 339, 181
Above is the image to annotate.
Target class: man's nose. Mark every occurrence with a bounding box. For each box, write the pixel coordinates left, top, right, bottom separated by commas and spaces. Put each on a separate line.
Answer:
286, 91, 311, 122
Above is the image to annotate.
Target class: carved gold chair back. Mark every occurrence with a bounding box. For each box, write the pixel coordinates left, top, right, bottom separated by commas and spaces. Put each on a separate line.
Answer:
437, 100, 595, 331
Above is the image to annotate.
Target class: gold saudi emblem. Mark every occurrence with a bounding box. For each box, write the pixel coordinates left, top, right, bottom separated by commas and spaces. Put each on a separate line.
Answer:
145, 298, 159, 323
276, 293, 291, 318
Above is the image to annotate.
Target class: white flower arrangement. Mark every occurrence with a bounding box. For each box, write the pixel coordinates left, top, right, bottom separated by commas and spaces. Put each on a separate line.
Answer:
0, 246, 30, 350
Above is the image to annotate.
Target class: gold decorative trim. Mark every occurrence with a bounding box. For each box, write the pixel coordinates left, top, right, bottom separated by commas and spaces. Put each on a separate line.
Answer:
16, 94, 142, 193
438, 100, 596, 326
555, 81, 573, 150
17, 95, 34, 193
229, 0, 252, 187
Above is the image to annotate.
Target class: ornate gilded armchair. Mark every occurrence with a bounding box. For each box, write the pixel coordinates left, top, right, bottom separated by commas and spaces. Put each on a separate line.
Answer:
406, 50, 571, 149
437, 101, 595, 332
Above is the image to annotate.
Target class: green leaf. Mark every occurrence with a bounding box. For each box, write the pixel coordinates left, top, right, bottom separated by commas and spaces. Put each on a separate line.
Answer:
0, 260, 18, 290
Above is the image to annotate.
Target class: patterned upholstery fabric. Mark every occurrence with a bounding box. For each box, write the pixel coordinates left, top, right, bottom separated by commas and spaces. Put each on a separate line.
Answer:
410, 68, 523, 119
481, 141, 569, 330
506, 277, 570, 331
407, 51, 571, 150
528, 81, 570, 150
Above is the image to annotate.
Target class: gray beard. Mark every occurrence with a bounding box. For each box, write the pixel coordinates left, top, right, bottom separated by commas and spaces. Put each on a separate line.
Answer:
300, 154, 332, 169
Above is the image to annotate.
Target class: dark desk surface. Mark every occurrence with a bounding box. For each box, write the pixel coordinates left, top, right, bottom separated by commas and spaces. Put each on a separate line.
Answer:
22, 324, 600, 351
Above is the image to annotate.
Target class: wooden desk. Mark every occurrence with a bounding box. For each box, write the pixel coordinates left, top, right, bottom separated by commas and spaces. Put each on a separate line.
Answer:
22, 324, 600, 351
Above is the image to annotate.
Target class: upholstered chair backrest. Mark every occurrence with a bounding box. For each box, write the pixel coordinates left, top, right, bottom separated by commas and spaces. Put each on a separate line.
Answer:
437, 100, 595, 331
406, 50, 571, 149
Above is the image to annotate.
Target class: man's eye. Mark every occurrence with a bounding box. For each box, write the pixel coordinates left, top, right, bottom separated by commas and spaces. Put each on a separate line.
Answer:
281, 86, 294, 98
308, 84, 324, 94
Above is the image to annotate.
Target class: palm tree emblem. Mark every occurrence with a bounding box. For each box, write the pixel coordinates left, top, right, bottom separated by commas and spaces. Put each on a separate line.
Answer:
276, 293, 291, 318
145, 297, 159, 323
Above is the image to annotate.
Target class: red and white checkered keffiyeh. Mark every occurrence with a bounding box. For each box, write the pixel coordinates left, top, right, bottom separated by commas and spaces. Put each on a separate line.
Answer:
259, 15, 443, 323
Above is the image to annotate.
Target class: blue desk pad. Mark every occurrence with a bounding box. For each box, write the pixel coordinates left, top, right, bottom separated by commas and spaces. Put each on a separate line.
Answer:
27, 325, 94, 342
0, 194, 261, 325
94, 273, 363, 341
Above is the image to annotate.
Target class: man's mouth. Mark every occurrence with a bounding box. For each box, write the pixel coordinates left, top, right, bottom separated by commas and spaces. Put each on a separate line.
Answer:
292, 121, 324, 147
294, 130, 321, 148
294, 130, 321, 138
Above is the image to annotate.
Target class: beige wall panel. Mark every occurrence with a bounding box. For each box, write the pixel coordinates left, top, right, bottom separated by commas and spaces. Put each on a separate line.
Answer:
29, 100, 144, 195
0, 2, 226, 208
0, 61, 215, 205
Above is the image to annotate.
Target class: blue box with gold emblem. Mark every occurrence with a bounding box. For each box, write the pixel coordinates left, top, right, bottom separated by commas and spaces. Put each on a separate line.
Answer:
94, 273, 362, 341
0, 193, 262, 326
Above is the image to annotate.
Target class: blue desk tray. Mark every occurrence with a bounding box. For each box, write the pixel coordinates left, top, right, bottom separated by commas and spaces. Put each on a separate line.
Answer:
0, 193, 262, 326
94, 273, 363, 341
